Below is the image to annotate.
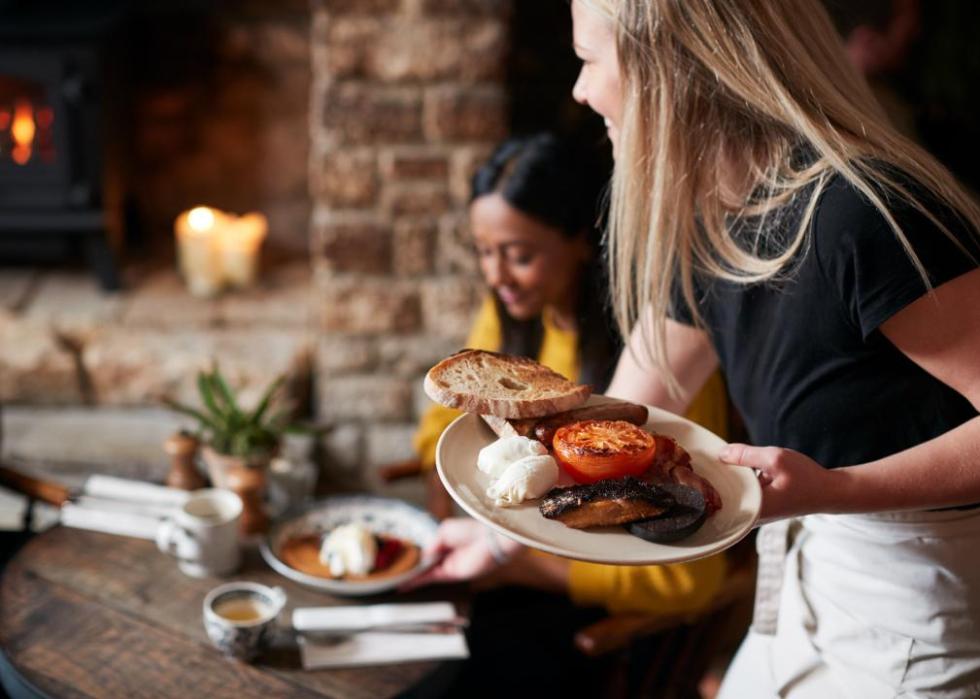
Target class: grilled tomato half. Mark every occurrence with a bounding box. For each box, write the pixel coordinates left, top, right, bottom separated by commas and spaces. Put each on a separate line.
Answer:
552, 420, 656, 484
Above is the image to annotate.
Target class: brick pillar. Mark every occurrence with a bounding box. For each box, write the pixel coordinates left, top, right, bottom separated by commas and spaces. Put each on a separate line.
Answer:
310, 0, 511, 480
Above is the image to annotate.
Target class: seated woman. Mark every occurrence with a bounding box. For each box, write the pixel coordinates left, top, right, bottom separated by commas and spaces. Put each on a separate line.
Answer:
406, 133, 734, 694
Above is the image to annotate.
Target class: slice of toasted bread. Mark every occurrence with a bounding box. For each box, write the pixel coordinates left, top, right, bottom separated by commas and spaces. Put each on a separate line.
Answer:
424, 349, 591, 419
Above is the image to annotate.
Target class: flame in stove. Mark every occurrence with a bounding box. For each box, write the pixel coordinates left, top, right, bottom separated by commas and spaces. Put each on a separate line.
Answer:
11, 100, 36, 165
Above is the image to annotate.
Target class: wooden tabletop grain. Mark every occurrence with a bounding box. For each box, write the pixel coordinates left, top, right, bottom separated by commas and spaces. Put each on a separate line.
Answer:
0, 527, 464, 699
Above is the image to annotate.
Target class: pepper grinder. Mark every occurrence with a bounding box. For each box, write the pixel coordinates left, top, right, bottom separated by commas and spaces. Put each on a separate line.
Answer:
224, 464, 268, 536
164, 432, 207, 491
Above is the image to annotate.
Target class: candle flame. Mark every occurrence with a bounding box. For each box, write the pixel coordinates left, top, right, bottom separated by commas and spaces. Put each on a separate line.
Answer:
10, 100, 36, 165
175, 206, 267, 291
187, 206, 216, 232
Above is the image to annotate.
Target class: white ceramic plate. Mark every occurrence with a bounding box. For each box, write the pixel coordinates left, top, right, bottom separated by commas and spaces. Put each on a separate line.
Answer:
260, 495, 438, 596
435, 396, 761, 565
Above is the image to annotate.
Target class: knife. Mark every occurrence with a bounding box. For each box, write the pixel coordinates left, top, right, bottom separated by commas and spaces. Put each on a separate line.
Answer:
298, 617, 469, 637
295, 619, 469, 647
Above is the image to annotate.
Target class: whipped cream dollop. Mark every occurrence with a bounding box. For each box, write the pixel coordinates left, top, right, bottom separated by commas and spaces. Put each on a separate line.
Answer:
477, 436, 548, 479
487, 454, 559, 506
319, 523, 377, 577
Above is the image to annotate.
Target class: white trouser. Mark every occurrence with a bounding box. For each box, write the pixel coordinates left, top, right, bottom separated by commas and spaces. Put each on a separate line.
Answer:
719, 509, 980, 698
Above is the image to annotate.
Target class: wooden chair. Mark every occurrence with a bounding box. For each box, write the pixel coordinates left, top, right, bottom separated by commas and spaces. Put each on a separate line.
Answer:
376, 457, 427, 484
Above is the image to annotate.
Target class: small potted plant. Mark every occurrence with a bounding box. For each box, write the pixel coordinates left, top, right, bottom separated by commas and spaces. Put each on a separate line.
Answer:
165, 365, 291, 535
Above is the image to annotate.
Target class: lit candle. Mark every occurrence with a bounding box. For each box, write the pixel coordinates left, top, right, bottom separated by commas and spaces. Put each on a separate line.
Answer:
175, 206, 226, 298
219, 212, 268, 288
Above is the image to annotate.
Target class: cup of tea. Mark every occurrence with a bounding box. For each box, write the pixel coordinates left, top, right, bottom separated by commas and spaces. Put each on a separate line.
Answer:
203, 581, 287, 661
156, 488, 242, 577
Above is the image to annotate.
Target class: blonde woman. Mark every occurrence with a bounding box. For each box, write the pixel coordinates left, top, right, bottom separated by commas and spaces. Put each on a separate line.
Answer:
571, 0, 980, 697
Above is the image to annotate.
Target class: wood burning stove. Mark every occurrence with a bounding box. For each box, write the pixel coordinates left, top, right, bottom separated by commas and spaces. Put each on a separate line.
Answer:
0, 2, 127, 290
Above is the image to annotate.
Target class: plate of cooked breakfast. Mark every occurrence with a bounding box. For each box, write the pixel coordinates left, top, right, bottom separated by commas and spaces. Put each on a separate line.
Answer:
260, 495, 438, 596
429, 350, 761, 565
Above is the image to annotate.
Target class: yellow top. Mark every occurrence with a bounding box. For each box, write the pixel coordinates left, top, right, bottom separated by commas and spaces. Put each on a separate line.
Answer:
413, 297, 730, 614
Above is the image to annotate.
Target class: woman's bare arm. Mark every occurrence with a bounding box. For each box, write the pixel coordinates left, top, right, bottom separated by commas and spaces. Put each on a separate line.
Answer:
835, 266, 980, 511
606, 313, 719, 413
723, 268, 980, 518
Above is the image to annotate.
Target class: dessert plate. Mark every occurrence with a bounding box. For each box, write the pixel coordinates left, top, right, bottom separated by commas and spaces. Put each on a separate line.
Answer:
261, 495, 438, 596
435, 397, 761, 565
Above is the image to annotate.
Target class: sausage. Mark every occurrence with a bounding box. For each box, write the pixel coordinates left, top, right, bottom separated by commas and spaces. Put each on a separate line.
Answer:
532, 402, 649, 447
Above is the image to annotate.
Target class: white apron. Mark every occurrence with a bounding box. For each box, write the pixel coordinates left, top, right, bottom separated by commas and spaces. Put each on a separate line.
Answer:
719, 509, 980, 698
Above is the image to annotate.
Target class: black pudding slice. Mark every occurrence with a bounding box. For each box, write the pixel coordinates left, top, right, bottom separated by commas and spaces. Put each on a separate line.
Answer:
627, 483, 707, 543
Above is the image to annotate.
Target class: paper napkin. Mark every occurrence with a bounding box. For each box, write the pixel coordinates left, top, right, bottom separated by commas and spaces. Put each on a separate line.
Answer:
299, 631, 469, 669
59, 476, 190, 539
60, 502, 162, 540
83, 475, 189, 507
293, 602, 458, 633
72, 495, 176, 519
294, 602, 469, 669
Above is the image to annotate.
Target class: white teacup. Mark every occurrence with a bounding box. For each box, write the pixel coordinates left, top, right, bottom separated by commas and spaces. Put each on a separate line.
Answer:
156, 488, 242, 577
203, 581, 287, 662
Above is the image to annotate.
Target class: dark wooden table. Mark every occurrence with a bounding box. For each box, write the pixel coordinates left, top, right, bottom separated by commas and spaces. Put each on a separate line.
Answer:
0, 526, 465, 699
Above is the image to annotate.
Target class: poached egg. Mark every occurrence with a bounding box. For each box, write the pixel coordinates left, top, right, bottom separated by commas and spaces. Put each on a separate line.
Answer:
477, 435, 548, 479
487, 454, 559, 506
478, 435, 558, 507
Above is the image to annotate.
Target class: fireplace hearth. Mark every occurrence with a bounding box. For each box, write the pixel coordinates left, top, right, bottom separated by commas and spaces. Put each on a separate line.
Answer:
0, 2, 128, 290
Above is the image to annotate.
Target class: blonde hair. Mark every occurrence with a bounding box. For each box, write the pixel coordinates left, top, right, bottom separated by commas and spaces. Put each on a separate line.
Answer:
582, 0, 980, 394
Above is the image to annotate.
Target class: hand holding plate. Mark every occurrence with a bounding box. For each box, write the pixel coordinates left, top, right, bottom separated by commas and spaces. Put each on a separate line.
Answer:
401, 518, 524, 590
719, 443, 834, 523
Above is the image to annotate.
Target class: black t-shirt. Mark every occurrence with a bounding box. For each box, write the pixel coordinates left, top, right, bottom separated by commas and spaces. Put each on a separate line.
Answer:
673, 174, 980, 470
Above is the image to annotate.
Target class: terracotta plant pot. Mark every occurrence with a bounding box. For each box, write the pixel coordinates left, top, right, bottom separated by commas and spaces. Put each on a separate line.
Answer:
201, 446, 273, 536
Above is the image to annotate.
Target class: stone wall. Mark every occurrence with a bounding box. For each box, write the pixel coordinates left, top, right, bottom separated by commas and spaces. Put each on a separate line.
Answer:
1, 0, 513, 497
0, 264, 314, 470
310, 0, 512, 484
